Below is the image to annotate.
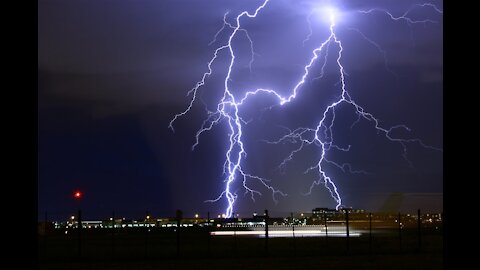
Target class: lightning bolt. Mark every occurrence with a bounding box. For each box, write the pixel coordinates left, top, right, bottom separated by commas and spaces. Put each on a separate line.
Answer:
358, 3, 443, 24
169, 0, 442, 217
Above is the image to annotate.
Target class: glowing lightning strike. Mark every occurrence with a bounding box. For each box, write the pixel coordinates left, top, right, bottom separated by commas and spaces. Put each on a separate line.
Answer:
358, 3, 443, 24
170, 0, 285, 218
170, 0, 443, 217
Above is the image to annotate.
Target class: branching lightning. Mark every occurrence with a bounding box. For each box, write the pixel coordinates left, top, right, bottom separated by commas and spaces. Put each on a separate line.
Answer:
358, 3, 443, 25
169, 0, 442, 217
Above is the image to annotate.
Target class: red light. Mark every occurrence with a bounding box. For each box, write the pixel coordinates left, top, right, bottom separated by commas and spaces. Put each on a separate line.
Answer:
74, 191, 82, 199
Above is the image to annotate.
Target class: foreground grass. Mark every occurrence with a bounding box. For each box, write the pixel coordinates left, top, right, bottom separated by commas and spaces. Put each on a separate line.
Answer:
39, 228, 442, 269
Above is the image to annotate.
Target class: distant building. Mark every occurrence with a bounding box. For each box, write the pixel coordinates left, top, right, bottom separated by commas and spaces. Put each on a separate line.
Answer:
312, 207, 337, 216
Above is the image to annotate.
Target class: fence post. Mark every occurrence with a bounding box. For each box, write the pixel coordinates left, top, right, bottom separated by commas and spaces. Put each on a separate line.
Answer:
44, 211, 48, 259
264, 209, 269, 256
207, 211, 211, 257
77, 209, 82, 258
233, 212, 237, 255
324, 211, 328, 247
111, 211, 115, 257
145, 211, 149, 259
369, 212, 372, 254
398, 212, 402, 251
291, 212, 296, 255
345, 209, 350, 251
176, 210, 182, 256
417, 209, 422, 251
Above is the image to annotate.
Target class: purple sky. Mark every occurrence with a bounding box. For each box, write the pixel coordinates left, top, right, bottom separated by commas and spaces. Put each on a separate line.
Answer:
38, 0, 443, 220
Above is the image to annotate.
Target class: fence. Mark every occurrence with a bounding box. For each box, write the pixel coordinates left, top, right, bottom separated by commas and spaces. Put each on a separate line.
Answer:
38, 209, 443, 262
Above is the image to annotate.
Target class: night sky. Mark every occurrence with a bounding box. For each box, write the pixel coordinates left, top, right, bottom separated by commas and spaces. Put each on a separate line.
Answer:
38, 0, 443, 221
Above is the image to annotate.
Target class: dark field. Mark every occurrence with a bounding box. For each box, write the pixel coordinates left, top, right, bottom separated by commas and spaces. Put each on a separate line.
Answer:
39, 227, 442, 269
